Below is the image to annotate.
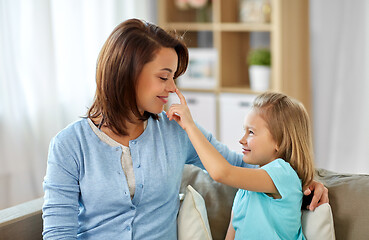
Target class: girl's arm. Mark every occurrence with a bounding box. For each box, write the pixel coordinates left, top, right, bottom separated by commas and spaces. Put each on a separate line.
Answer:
167, 89, 278, 194
225, 211, 235, 240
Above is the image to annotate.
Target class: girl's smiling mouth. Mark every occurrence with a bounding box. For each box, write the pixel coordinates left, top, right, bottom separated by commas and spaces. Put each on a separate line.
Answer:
242, 148, 251, 154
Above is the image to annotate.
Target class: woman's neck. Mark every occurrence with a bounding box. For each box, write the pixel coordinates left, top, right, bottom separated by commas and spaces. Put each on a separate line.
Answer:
91, 115, 145, 147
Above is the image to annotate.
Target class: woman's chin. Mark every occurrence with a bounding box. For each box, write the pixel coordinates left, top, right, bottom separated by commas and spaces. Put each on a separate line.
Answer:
147, 107, 164, 115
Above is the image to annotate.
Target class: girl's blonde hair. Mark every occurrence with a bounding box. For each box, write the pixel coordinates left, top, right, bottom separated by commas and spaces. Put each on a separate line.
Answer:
252, 92, 314, 187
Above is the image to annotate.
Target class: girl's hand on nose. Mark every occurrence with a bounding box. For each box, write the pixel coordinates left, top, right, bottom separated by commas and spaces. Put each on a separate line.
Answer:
166, 89, 196, 131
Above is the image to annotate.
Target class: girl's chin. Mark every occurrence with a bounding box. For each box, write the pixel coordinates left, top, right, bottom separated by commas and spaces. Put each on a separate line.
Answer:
242, 157, 252, 164
243, 156, 258, 165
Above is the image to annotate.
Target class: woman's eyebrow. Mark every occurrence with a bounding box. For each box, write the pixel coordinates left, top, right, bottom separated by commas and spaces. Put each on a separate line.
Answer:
160, 68, 173, 73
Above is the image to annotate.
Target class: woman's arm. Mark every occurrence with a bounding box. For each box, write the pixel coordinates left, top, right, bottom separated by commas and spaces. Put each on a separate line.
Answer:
225, 211, 236, 240
303, 180, 329, 210
42, 138, 79, 239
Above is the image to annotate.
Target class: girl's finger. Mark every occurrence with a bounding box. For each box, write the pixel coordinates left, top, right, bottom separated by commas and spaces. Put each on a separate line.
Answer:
175, 88, 187, 105
167, 105, 181, 120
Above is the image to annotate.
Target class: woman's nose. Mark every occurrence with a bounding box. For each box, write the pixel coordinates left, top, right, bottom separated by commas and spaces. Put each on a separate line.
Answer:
166, 78, 177, 92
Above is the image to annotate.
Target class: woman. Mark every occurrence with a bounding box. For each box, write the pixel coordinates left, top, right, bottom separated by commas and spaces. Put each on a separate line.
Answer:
42, 18, 328, 239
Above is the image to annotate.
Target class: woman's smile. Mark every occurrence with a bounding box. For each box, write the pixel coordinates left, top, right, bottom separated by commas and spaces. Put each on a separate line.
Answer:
157, 96, 169, 104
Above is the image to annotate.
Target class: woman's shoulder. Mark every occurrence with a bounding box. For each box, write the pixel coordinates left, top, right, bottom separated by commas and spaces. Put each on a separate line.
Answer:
155, 111, 213, 138
52, 118, 92, 145
152, 111, 183, 131
156, 111, 171, 123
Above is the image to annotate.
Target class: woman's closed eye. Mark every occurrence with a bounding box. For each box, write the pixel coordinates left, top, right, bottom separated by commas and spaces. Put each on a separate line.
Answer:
159, 77, 168, 81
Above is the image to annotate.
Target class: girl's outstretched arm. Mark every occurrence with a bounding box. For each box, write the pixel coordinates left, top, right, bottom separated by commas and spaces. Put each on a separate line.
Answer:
167, 89, 278, 195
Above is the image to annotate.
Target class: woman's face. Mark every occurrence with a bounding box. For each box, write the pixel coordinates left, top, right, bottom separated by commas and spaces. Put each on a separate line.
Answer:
136, 47, 178, 114
239, 110, 278, 166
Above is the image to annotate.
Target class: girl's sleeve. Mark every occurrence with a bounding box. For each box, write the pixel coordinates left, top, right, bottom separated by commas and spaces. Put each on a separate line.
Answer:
261, 159, 302, 199
42, 137, 80, 239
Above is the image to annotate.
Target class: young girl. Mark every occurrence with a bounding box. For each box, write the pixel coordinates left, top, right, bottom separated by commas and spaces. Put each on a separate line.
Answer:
167, 90, 314, 239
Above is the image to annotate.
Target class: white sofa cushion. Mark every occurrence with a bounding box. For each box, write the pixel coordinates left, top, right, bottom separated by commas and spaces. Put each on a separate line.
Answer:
177, 185, 213, 240
302, 203, 336, 240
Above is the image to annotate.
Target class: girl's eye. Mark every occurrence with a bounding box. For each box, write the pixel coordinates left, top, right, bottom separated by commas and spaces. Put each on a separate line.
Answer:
249, 130, 254, 135
159, 77, 168, 81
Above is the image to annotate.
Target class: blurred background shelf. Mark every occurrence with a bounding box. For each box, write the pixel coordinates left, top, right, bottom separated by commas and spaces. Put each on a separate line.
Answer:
159, 0, 311, 143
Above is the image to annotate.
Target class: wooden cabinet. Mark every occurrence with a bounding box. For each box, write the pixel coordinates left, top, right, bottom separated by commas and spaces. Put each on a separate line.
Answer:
159, 0, 311, 138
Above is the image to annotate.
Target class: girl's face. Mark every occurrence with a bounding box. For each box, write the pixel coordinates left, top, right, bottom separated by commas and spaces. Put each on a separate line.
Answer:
239, 109, 278, 166
136, 47, 178, 114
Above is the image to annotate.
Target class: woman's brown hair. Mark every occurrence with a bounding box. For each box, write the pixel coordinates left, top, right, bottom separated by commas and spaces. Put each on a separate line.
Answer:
252, 92, 315, 188
87, 18, 188, 135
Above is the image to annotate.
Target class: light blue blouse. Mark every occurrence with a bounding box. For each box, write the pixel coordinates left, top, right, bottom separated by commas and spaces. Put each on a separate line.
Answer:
42, 111, 250, 239
232, 158, 305, 240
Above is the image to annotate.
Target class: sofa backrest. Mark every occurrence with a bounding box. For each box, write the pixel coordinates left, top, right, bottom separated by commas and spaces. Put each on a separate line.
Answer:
315, 168, 369, 240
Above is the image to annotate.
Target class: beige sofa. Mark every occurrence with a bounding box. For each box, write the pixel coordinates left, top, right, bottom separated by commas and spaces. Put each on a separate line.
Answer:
180, 165, 369, 240
1, 165, 368, 240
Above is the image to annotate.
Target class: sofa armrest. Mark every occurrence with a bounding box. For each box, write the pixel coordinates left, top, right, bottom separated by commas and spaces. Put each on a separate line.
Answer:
0, 197, 43, 240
